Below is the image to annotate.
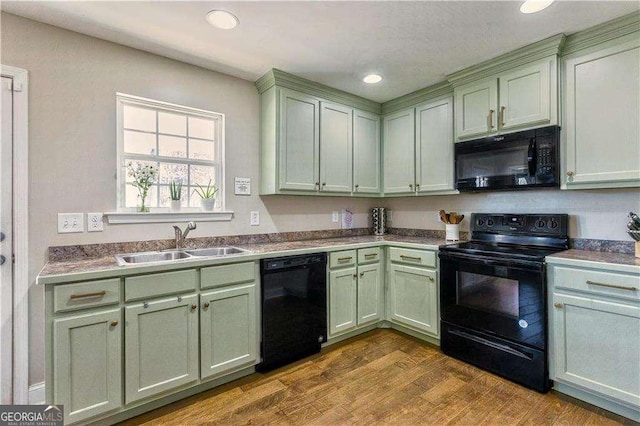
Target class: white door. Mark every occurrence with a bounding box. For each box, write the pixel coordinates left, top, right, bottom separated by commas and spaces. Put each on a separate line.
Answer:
0, 75, 13, 404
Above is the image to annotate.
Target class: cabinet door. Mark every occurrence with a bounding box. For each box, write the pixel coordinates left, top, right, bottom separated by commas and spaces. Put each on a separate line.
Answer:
388, 264, 438, 336
564, 39, 640, 187
320, 102, 353, 193
415, 97, 454, 193
357, 263, 384, 326
200, 284, 257, 380
329, 267, 357, 336
278, 88, 320, 191
353, 109, 381, 194
551, 293, 640, 407
383, 108, 416, 194
53, 309, 122, 424
454, 79, 498, 140
125, 294, 199, 404
498, 60, 552, 131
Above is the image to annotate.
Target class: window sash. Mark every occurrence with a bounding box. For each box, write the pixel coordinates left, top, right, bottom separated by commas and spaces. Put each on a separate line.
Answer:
116, 93, 224, 212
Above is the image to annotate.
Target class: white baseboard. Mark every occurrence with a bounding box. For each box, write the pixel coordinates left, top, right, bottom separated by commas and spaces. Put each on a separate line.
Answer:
28, 382, 45, 405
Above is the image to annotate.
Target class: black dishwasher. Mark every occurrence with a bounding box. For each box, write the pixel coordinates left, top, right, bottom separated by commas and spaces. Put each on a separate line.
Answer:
258, 253, 327, 372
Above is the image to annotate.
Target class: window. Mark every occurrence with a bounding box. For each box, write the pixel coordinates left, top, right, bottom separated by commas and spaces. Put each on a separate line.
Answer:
116, 93, 224, 212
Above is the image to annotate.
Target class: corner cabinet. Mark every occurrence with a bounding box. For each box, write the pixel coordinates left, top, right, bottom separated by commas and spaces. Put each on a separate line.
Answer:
562, 35, 640, 189
328, 247, 384, 337
382, 95, 455, 196
386, 247, 439, 337
548, 259, 640, 420
257, 70, 381, 196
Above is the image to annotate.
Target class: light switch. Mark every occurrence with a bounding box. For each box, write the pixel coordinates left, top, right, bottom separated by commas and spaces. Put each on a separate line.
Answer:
58, 213, 84, 233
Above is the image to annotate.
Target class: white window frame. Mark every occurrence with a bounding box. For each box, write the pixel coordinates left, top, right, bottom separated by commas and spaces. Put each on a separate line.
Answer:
107, 93, 232, 224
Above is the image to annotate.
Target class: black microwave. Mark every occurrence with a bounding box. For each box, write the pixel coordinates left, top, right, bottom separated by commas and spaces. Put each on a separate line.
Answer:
454, 126, 560, 192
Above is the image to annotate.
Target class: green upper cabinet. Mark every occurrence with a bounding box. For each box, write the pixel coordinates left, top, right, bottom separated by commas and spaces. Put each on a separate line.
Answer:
416, 97, 455, 193
320, 101, 353, 193
256, 69, 381, 196
562, 31, 640, 189
454, 79, 498, 139
278, 88, 320, 192
382, 90, 455, 196
383, 108, 416, 194
449, 35, 563, 142
353, 110, 381, 194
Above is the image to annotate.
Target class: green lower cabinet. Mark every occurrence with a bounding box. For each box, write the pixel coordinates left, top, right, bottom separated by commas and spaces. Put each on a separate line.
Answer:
53, 308, 122, 424
329, 267, 358, 336
200, 284, 257, 380
125, 294, 199, 405
388, 264, 439, 337
357, 263, 384, 326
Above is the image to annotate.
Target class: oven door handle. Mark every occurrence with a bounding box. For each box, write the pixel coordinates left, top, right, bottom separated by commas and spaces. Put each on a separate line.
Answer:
438, 251, 543, 271
448, 329, 533, 361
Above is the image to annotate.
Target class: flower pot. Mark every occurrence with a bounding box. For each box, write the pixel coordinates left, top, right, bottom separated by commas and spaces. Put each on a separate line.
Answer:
200, 198, 215, 212
170, 200, 182, 212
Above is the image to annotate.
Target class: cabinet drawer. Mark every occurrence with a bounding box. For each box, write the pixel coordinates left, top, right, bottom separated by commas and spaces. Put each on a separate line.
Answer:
201, 262, 255, 290
125, 269, 197, 301
389, 247, 436, 268
330, 250, 357, 268
358, 247, 381, 264
553, 266, 640, 302
53, 279, 121, 313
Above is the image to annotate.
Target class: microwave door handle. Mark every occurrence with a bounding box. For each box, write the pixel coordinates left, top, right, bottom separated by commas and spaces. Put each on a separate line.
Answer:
527, 138, 537, 176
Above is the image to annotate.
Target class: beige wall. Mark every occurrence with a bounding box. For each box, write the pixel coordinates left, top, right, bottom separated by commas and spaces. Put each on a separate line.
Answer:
2, 13, 639, 387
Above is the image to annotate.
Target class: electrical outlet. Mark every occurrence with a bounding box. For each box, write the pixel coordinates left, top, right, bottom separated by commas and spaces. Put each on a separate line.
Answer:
250, 211, 260, 226
332, 211, 339, 223
58, 213, 84, 233
87, 213, 104, 232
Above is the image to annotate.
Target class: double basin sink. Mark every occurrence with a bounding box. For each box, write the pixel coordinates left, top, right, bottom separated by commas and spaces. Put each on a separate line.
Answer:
115, 246, 249, 266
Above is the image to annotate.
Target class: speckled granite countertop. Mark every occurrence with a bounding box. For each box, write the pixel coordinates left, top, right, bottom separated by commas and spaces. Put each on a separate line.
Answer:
37, 235, 451, 285
547, 249, 640, 273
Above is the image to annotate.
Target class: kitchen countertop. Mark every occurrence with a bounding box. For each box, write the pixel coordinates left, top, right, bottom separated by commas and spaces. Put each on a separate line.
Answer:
37, 234, 451, 285
547, 249, 640, 273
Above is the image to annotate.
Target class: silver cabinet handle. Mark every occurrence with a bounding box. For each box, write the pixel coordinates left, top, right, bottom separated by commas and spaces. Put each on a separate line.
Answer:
400, 255, 421, 261
554, 302, 563, 308
488, 109, 495, 129
586, 280, 637, 292
499, 106, 506, 127
338, 257, 353, 262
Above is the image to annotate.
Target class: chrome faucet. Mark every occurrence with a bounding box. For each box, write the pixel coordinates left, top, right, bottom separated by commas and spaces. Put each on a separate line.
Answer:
173, 221, 197, 249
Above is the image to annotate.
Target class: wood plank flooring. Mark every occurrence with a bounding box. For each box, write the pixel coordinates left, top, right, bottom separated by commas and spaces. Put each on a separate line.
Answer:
120, 329, 636, 426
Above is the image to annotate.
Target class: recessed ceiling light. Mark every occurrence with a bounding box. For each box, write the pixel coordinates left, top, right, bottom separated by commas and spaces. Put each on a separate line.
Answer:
363, 74, 383, 84
206, 10, 239, 29
520, 0, 554, 14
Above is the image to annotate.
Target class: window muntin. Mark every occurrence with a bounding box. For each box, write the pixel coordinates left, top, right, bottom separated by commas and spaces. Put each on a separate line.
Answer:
117, 93, 224, 211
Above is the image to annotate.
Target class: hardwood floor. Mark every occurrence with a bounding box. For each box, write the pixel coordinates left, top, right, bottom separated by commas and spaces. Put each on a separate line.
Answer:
120, 329, 635, 425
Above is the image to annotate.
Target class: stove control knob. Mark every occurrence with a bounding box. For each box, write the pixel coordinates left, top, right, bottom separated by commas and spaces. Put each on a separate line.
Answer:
486, 219, 494, 226
476, 218, 485, 226
549, 220, 558, 229
536, 220, 546, 228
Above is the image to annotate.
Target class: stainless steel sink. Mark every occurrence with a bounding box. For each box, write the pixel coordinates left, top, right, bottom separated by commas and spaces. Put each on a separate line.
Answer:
115, 250, 193, 266
184, 246, 248, 257
115, 246, 249, 266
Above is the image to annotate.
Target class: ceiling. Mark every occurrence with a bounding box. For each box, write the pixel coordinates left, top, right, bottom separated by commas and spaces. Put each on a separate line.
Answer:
2, 1, 638, 102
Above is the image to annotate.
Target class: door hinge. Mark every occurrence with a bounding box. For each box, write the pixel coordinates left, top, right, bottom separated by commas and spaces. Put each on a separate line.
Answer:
12, 254, 15, 264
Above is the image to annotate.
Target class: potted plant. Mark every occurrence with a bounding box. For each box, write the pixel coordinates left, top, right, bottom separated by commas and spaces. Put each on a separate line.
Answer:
126, 161, 157, 212
194, 179, 218, 211
169, 180, 182, 212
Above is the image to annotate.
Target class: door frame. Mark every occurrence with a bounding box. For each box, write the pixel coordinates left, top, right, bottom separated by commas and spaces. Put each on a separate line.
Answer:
1, 64, 29, 404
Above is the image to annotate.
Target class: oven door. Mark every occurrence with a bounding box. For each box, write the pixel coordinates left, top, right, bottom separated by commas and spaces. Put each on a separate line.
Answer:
439, 251, 546, 350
